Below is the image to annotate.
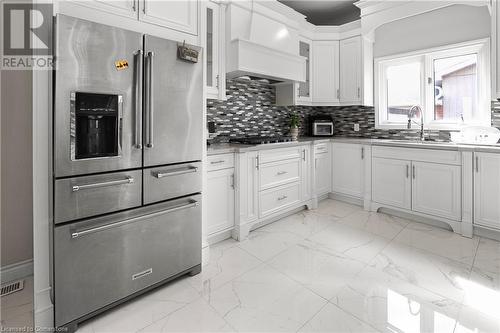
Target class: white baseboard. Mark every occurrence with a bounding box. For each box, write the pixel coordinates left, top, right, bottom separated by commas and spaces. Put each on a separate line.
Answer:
1, 259, 33, 283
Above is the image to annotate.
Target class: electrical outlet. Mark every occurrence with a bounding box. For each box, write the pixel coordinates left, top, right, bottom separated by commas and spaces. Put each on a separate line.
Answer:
354, 123, 360, 132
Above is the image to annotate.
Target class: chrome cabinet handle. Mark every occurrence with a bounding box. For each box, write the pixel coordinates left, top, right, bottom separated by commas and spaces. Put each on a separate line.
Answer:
337, 89, 340, 99
145, 51, 154, 148
216, 74, 220, 88
276, 171, 287, 176
152, 166, 198, 178
412, 165, 416, 179
277, 195, 287, 201
361, 147, 365, 160
256, 156, 260, 170
230, 174, 235, 189
132, 0, 136, 11
406, 165, 409, 178
475, 156, 479, 173
72, 176, 134, 192
302, 149, 306, 161
357, 87, 360, 98
210, 160, 225, 165
135, 50, 143, 149
71, 200, 199, 238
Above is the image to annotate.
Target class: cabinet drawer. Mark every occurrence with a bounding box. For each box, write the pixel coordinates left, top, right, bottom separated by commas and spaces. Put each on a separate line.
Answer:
54, 170, 142, 224
259, 183, 300, 218
314, 143, 330, 155
54, 196, 201, 326
144, 162, 202, 205
259, 147, 302, 164
372, 146, 461, 165
207, 154, 234, 171
260, 159, 300, 190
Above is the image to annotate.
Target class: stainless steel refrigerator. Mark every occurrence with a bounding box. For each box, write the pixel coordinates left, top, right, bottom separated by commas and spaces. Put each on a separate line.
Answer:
52, 14, 203, 331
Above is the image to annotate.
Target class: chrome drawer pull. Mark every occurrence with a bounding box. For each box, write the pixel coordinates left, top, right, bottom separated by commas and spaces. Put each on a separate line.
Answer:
153, 166, 198, 178
210, 160, 225, 165
277, 195, 288, 201
276, 171, 288, 176
71, 200, 199, 238
72, 176, 134, 192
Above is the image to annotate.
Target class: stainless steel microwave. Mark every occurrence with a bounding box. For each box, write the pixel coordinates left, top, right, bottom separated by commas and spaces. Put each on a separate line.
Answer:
310, 116, 334, 136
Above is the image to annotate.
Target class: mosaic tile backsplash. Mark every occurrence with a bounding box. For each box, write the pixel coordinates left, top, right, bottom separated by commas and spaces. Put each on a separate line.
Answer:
207, 78, 500, 143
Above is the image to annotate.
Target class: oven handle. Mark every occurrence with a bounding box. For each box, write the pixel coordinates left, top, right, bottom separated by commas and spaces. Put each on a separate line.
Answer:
135, 50, 143, 149
152, 166, 199, 178
70, 200, 199, 239
145, 51, 154, 148
72, 176, 134, 192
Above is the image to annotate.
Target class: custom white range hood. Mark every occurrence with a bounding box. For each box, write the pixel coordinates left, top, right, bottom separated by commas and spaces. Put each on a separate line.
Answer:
225, 1, 306, 83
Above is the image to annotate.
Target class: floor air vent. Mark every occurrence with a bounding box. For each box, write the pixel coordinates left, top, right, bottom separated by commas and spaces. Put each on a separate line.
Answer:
1, 279, 24, 297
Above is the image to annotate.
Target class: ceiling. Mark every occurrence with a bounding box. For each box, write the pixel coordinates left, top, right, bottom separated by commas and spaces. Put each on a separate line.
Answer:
277, 0, 360, 26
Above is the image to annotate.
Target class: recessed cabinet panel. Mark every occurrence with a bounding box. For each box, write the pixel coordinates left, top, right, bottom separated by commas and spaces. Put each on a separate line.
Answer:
140, 0, 198, 35
207, 168, 235, 235
313, 41, 340, 104
372, 157, 411, 210
474, 153, 500, 228
340, 36, 362, 104
315, 148, 331, 196
332, 143, 363, 198
412, 161, 461, 221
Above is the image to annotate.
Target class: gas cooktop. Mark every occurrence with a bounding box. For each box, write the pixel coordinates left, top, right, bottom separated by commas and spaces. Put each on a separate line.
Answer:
229, 136, 293, 145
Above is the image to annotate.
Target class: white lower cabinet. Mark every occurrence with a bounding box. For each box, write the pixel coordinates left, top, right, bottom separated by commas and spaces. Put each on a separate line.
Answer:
314, 144, 331, 196
412, 161, 461, 221
372, 150, 462, 222
474, 153, 500, 229
332, 143, 365, 198
372, 157, 412, 210
206, 154, 235, 236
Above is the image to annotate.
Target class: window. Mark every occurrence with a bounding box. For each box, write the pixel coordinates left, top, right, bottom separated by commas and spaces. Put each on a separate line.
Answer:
375, 40, 490, 129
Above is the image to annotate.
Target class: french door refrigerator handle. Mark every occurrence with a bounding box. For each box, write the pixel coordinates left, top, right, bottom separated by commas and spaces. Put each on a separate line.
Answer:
145, 51, 155, 148
135, 50, 143, 149
70, 200, 199, 239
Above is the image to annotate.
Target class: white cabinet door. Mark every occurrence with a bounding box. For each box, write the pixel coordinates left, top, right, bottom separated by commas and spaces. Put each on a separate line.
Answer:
206, 168, 235, 235
340, 36, 361, 104
301, 146, 311, 201
474, 153, 500, 228
298, 38, 313, 103
246, 152, 259, 223
372, 157, 411, 210
205, 1, 219, 98
315, 151, 331, 196
412, 161, 461, 221
140, 0, 198, 35
313, 41, 340, 104
68, 0, 138, 19
332, 143, 364, 198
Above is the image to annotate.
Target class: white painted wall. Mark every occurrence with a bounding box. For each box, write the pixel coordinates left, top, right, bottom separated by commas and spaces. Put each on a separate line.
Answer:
374, 5, 490, 58
1, 69, 34, 269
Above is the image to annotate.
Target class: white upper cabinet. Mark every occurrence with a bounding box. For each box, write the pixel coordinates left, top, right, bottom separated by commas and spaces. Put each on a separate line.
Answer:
139, 0, 198, 35
204, 1, 226, 100
474, 153, 500, 229
412, 161, 461, 221
339, 36, 362, 105
331, 143, 364, 198
313, 41, 340, 104
298, 38, 313, 103
83, 0, 139, 19
275, 37, 313, 106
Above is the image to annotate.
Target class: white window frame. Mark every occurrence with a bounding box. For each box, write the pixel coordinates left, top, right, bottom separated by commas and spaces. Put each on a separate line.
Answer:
375, 39, 491, 130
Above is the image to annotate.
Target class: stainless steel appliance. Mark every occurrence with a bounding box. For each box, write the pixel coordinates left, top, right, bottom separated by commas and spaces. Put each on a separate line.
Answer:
52, 15, 203, 331
310, 115, 334, 136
